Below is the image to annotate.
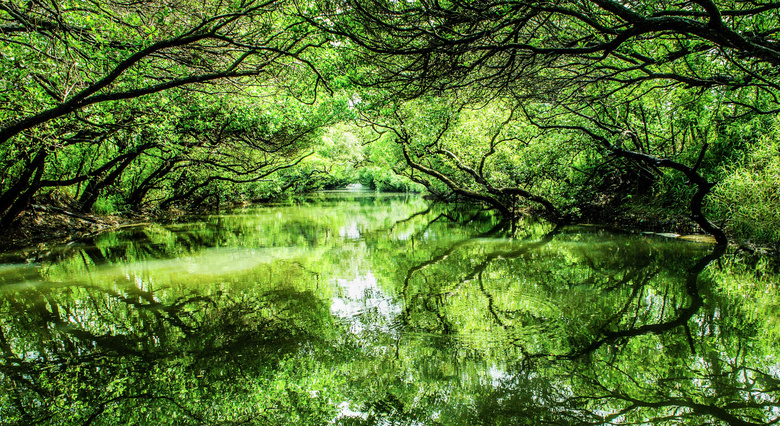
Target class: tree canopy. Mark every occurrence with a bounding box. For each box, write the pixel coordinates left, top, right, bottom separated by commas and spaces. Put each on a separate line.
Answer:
2, 0, 780, 245
308, 0, 780, 245
0, 0, 336, 226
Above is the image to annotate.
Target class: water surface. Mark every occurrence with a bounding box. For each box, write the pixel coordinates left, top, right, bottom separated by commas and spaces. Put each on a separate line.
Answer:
1, 193, 778, 425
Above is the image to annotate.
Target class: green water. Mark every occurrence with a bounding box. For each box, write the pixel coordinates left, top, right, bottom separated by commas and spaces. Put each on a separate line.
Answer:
1, 192, 779, 425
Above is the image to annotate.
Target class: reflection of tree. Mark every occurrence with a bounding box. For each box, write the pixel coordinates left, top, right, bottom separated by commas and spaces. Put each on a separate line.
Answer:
1, 196, 442, 424
3, 197, 780, 425
0, 280, 337, 424
367, 217, 780, 425
566, 244, 726, 360
395, 211, 520, 334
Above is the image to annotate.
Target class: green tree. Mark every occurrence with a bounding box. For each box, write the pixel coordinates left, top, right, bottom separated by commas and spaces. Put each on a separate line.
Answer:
308, 0, 780, 243
0, 0, 329, 225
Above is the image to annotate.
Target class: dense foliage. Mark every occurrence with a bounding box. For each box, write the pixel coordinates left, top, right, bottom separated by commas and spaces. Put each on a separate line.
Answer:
2, 0, 780, 244
0, 0, 342, 224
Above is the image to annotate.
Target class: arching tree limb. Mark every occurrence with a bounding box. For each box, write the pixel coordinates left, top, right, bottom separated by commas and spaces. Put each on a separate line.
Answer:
609, 144, 727, 245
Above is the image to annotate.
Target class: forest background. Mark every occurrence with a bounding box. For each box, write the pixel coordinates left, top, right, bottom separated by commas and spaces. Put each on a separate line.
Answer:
1, 0, 779, 248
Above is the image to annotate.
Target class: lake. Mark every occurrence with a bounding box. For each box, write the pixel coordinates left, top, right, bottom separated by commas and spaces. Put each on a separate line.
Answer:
1, 192, 778, 425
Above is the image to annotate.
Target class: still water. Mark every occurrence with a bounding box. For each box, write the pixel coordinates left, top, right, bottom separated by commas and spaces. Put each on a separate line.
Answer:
1, 193, 778, 425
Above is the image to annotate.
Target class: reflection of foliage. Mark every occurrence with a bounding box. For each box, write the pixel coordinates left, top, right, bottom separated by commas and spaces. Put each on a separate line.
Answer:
359, 208, 779, 425
2, 195, 780, 425
0, 279, 341, 424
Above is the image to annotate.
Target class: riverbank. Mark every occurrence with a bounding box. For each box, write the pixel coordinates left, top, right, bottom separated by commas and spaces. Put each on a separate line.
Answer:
577, 202, 777, 255
0, 204, 130, 251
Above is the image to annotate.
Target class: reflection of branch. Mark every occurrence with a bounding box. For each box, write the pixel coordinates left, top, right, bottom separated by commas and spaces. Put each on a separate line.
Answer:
598, 267, 658, 332
462, 226, 561, 283
564, 245, 726, 360
291, 261, 320, 287
400, 217, 512, 305
400, 222, 560, 344
84, 393, 209, 425
478, 271, 504, 327
411, 212, 452, 240
385, 206, 434, 233
606, 392, 771, 426
470, 227, 562, 361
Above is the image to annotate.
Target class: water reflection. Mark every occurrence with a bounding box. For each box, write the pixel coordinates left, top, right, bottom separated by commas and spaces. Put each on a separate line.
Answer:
331, 273, 401, 335
0, 194, 778, 425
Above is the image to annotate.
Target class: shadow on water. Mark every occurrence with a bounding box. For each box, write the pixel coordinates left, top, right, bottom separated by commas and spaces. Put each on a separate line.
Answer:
0, 194, 778, 425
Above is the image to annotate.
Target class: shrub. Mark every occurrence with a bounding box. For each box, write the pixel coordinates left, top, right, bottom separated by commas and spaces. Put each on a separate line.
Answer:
712, 128, 780, 245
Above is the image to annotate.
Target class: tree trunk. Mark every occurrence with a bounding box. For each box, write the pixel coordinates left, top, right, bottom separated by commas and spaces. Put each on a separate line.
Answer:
0, 148, 47, 217
0, 150, 47, 228
78, 153, 139, 213
612, 145, 727, 245
0, 147, 47, 227
127, 160, 177, 209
